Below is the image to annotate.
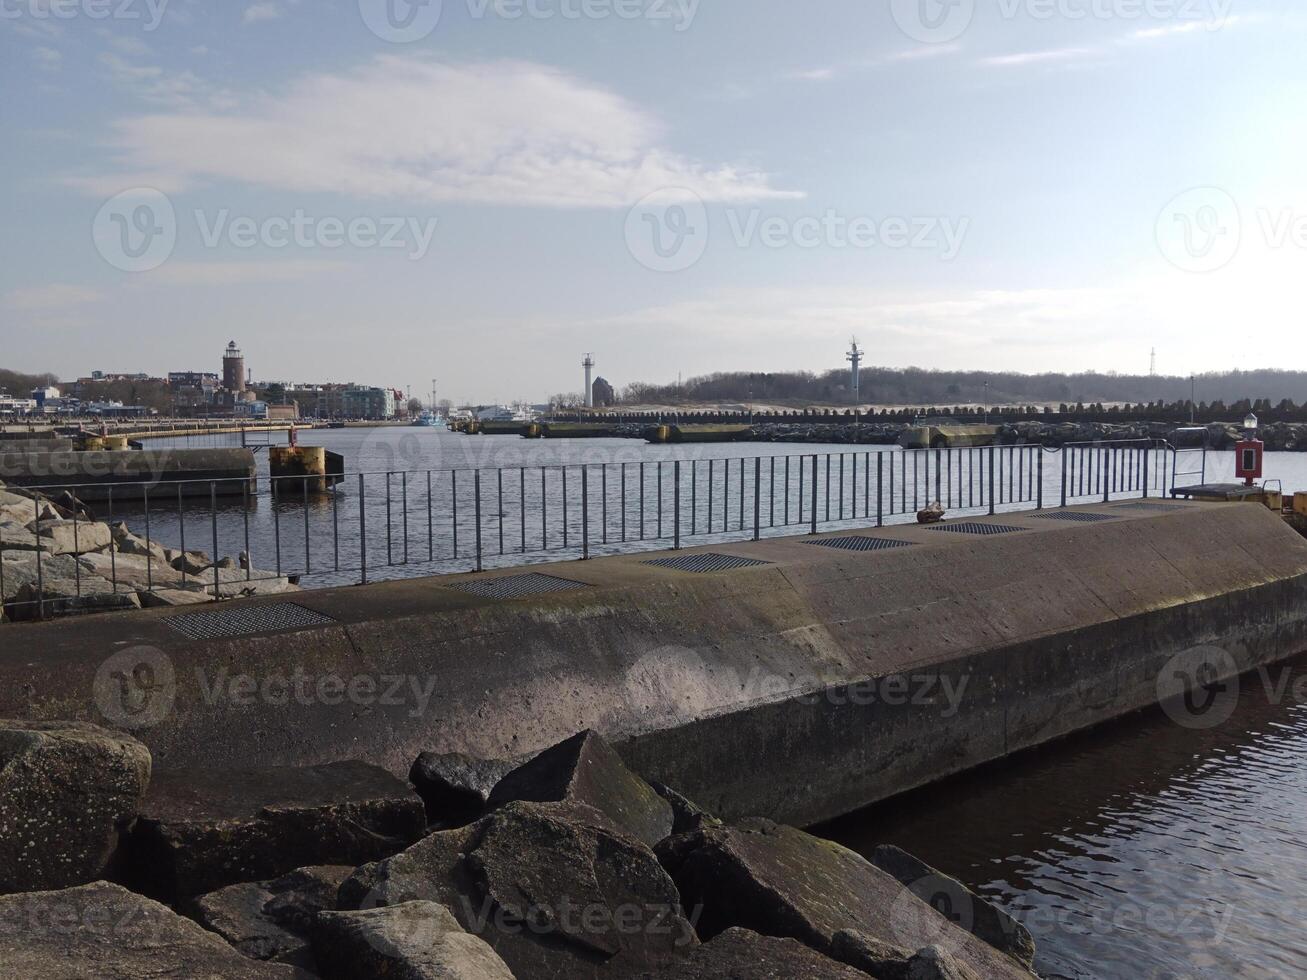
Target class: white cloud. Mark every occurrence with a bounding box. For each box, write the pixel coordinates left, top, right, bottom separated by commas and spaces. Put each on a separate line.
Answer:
980, 46, 1101, 68
243, 3, 283, 23
83, 56, 798, 208
982, 16, 1243, 69
4, 284, 105, 311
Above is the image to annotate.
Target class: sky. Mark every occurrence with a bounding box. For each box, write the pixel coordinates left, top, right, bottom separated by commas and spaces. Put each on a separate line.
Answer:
2, 0, 1305, 404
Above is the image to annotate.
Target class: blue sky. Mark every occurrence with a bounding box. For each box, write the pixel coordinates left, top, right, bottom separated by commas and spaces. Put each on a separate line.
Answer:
2, 0, 1303, 403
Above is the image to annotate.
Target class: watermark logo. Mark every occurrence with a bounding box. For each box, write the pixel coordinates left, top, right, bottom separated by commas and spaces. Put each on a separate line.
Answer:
359, 0, 444, 42
93, 189, 440, 271
1156, 644, 1239, 729
92, 188, 176, 273
891, 0, 975, 44
888, 872, 977, 958
625, 189, 968, 273
1155, 186, 1241, 273
93, 645, 176, 730
625, 188, 709, 273
0, 0, 171, 30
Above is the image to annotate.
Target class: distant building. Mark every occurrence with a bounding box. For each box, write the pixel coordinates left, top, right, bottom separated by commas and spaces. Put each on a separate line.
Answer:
592, 376, 616, 408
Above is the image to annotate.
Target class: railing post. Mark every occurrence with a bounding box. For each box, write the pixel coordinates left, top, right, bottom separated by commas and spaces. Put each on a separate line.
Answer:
212, 482, 220, 596
674, 460, 681, 550
810, 455, 819, 535
358, 473, 367, 584
1060, 448, 1067, 508
1037, 451, 1044, 510
1143, 446, 1150, 498
988, 446, 996, 516
1103, 447, 1111, 503
753, 457, 761, 541
474, 470, 483, 572
582, 466, 590, 560
877, 452, 884, 527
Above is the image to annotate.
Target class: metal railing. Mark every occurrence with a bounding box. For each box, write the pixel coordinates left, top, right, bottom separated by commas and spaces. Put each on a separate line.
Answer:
1, 441, 1186, 622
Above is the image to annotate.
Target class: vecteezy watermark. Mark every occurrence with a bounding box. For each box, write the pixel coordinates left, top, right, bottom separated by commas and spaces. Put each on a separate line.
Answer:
0, 0, 171, 31
93, 188, 439, 272
455, 894, 700, 947
891, 0, 1234, 44
625, 188, 968, 273
1157, 646, 1307, 729
0, 893, 168, 943
358, 0, 697, 42
1155, 187, 1242, 273
94, 645, 177, 730
92, 647, 444, 729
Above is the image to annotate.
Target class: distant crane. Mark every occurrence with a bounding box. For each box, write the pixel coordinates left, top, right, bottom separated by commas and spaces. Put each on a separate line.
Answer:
846, 338, 864, 404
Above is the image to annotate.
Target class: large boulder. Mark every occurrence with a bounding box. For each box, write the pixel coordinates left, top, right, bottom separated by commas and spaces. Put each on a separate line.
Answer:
658, 820, 1031, 979
872, 844, 1035, 968
0, 881, 308, 979
28, 519, 113, 556
110, 521, 169, 563
830, 929, 914, 979
0, 518, 47, 552
189, 864, 354, 967
340, 800, 697, 979
9, 576, 138, 620
313, 901, 516, 980
487, 730, 673, 847
0, 720, 151, 894
76, 550, 189, 593
632, 928, 871, 979
129, 761, 426, 901
169, 548, 215, 576
0, 553, 83, 603
409, 750, 516, 825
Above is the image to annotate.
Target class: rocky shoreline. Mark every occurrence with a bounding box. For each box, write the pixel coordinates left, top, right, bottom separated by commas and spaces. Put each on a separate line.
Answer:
1, 722, 1039, 979
0, 480, 295, 622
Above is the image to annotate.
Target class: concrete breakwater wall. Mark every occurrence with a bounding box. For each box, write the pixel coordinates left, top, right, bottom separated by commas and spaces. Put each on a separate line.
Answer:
0, 447, 257, 500
5, 503, 1307, 829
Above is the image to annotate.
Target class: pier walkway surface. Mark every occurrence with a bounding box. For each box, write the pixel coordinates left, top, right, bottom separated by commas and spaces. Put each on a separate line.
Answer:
5, 500, 1307, 827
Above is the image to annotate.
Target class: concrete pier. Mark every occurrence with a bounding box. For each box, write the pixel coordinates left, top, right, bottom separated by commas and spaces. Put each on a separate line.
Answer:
0, 448, 257, 499
4, 502, 1306, 827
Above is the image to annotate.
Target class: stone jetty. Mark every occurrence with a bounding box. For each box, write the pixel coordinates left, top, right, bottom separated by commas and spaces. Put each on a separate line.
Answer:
0, 722, 1038, 979
0, 479, 294, 622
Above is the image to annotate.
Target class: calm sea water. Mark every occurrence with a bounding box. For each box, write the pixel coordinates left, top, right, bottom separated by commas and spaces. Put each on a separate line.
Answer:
820, 653, 1307, 980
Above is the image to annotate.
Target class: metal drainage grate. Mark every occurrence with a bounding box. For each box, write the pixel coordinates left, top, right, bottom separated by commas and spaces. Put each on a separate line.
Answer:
805, 536, 917, 553
1115, 501, 1189, 511
167, 602, 336, 640
1033, 512, 1120, 524
926, 522, 1028, 536
643, 553, 773, 574
447, 573, 591, 600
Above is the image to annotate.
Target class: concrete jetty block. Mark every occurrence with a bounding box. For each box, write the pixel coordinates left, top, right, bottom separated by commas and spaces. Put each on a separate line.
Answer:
4, 503, 1307, 830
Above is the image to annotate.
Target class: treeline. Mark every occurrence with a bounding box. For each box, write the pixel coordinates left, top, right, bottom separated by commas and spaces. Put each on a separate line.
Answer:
0, 369, 59, 395
619, 368, 1307, 408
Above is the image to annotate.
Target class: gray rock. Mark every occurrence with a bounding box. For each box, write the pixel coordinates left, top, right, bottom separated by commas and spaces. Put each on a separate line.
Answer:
187, 865, 354, 966
169, 548, 214, 576
631, 928, 870, 979
831, 929, 913, 979
341, 800, 697, 980
0, 881, 308, 979
191, 881, 307, 962
409, 750, 516, 824
28, 519, 113, 556
110, 521, 169, 563
872, 844, 1035, 967
0, 553, 84, 603
906, 945, 984, 980
9, 577, 138, 620
139, 588, 214, 608
0, 518, 47, 552
129, 761, 426, 901
0, 720, 152, 894
77, 550, 187, 592
205, 573, 300, 598
488, 730, 673, 847
650, 781, 718, 836
314, 901, 516, 980
658, 820, 1031, 979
